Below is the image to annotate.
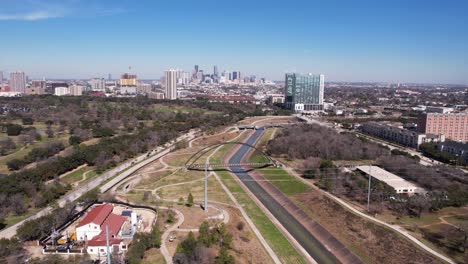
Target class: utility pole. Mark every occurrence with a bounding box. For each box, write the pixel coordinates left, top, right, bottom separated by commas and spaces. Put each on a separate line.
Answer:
367, 166, 372, 212
204, 161, 208, 212
106, 225, 111, 264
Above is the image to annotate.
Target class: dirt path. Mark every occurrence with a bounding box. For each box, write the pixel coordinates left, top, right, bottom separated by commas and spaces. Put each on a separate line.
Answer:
282, 166, 456, 264
45, 164, 88, 185
418, 213, 468, 229
72, 168, 94, 187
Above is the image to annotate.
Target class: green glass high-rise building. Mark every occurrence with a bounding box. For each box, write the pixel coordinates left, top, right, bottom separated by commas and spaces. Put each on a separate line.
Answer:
284, 73, 324, 111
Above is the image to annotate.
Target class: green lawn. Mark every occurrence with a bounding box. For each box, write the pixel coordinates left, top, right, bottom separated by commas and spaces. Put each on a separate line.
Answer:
212, 143, 305, 264
217, 170, 306, 264
61, 167, 97, 185
257, 167, 310, 196
248, 129, 310, 196
2, 207, 42, 229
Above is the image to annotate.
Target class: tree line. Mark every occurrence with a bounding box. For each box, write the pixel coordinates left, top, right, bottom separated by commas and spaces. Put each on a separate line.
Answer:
0, 96, 268, 229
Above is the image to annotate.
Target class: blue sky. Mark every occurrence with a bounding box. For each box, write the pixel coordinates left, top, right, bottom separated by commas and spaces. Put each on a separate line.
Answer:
0, 0, 467, 84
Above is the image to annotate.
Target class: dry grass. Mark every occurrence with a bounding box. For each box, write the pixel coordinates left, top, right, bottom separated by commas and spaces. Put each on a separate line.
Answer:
293, 189, 444, 264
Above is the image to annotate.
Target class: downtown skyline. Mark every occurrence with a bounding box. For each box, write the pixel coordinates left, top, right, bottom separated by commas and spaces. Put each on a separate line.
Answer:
0, 0, 467, 84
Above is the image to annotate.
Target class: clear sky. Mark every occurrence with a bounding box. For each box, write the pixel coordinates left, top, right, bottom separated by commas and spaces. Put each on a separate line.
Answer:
0, 0, 467, 84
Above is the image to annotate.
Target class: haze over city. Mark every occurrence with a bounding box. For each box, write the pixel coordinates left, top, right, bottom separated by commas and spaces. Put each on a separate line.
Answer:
1, 0, 467, 84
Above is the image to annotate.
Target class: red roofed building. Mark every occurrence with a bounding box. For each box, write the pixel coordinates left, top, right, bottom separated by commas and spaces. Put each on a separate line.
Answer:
75, 204, 129, 255
76, 204, 113, 241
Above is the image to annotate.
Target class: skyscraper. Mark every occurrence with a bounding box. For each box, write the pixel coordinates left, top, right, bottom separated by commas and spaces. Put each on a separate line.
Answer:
213, 65, 219, 77
9, 71, 27, 93
232, 71, 238, 80
284, 73, 324, 111
165, 69, 177, 100
0, 70, 3, 83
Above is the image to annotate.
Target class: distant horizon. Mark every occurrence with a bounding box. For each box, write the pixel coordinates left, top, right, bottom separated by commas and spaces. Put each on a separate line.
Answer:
1, 0, 467, 84
3, 74, 467, 87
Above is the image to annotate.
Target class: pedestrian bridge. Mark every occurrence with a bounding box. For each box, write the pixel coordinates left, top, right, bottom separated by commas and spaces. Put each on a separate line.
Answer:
184, 141, 276, 171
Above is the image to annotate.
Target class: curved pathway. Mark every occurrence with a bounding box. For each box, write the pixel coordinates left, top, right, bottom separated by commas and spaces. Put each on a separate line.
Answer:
158, 126, 282, 264
283, 166, 456, 264
188, 125, 238, 148
72, 169, 94, 187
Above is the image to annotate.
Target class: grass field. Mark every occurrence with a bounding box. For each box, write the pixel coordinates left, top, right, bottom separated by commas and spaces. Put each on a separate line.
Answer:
142, 248, 165, 264
156, 174, 234, 205
3, 207, 42, 229
61, 167, 97, 185
257, 167, 310, 196
0, 133, 69, 175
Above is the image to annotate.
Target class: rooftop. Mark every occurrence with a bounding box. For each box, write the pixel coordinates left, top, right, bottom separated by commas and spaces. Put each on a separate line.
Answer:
357, 165, 421, 191
77, 204, 113, 227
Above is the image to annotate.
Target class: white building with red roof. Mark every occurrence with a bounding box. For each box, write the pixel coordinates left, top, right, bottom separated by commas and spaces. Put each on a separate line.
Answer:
75, 204, 129, 255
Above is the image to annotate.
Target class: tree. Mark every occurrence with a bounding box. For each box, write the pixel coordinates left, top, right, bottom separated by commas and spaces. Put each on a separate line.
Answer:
167, 212, 175, 224
456, 222, 468, 253
178, 197, 184, 205
92, 127, 114, 138
408, 195, 431, 218
198, 221, 212, 246
0, 138, 16, 155
45, 128, 54, 138
176, 231, 197, 256
68, 135, 82, 145
9, 194, 27, 215
186, 193, 194, 207
6, 124, 23, 136
21, 117, 34, 125
236, 221, 245, 231
0, 238, 23, 259
214, 247, 234, 264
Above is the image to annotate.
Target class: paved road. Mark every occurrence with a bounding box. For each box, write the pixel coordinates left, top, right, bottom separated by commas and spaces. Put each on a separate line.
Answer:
228, 130, 337, 264
0, 130, 197, 239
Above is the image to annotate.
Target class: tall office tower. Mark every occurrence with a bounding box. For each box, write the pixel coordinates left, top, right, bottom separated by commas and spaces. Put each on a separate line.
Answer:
232, 71, 238, 80
284, 73, 324, 112
213, 65, 219, 77
164, 69, 177, 100
108, 73, 112, 81
194, 65, 199, 73
9, 71, 27, 93
0, 70, 3, 83
417, 112, 468, 142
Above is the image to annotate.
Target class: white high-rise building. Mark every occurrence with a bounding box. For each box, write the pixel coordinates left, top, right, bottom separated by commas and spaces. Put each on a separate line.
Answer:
0, 70, 3, 83
164, 69, 177, 100
9, 71, 27, 93
69, 85, 84, 96
55, 87, 70, 96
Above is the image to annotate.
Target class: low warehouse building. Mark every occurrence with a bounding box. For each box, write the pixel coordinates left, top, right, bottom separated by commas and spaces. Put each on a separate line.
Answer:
357, 165, 424, 195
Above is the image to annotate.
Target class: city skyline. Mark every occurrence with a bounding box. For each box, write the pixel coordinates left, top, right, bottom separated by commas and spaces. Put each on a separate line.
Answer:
0, 0, 467, 84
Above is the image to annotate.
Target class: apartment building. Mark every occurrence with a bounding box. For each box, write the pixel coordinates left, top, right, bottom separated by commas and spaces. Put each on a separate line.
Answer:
418, 113, 468, 142
361, 122, 445, 148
